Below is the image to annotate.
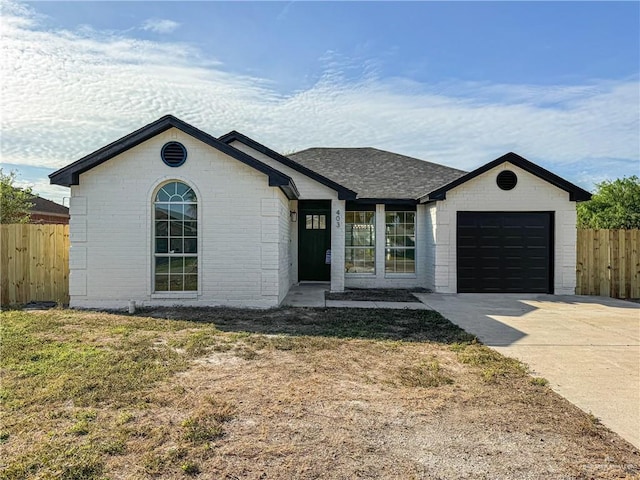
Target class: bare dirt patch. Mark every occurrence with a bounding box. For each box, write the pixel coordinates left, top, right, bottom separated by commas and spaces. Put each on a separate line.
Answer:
1, 307, 638, 479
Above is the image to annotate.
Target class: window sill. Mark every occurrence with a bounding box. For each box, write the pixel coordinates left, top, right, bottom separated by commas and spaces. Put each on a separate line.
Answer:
384, 274, 417, 279
151, 292, 198, 300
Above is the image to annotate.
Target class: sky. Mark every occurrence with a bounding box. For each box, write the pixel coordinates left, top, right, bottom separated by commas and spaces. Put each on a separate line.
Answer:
1, 0, 639, 204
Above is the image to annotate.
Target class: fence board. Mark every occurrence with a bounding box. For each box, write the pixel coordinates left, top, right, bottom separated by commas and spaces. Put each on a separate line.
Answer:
1, 225, 637, 304
576, 229, 640, 299
0, 224, 70, 306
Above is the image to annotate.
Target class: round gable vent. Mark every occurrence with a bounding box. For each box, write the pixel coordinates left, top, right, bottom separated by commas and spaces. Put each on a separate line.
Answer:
497, 170, 517, 190
161, 142, 187, 167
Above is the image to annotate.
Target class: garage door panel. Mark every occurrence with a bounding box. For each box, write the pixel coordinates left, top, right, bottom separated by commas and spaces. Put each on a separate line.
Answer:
457, 212, 553, 293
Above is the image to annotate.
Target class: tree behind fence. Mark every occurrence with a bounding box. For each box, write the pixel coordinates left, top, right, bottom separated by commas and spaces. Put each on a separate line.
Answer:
576, 229, 640, 299
1, 224, 69, 306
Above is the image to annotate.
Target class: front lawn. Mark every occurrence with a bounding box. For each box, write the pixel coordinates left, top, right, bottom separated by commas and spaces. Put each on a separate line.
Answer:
1, 308, 638, 479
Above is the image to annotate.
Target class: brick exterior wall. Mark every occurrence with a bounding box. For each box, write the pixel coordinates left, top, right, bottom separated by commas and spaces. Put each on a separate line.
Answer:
431, 161, 577, 294
229, 141, 344, 291
30, 213, 69, 224
68, 128, 290, 309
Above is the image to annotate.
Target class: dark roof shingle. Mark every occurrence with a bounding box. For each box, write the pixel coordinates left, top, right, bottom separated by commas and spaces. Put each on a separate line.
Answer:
288, 147, 467, 200
30, 196, 69, 216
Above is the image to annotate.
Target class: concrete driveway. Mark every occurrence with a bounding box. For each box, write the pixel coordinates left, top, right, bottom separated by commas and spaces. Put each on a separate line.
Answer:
416, 293, 640, 449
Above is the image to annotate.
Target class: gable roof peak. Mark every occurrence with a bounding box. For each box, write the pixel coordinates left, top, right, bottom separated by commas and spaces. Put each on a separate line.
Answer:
423, 151, 592, 202
49, 115, 299, 200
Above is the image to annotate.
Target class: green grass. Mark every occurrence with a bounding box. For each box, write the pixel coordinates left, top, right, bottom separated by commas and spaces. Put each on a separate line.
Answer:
0, 310, 223, 480
398, 357, 454, 388
0, 307, 482, 479
450, 342, 528, 382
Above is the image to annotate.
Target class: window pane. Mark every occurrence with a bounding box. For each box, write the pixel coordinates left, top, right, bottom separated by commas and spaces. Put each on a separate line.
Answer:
405, 251, 416, 273
170, 238, 183, 253
155, 205, 169, 219
184, 257, 198, 273
183, 189, 197, 202
155, 221, 168, 236
155, 257, 169, 274
184, 204, 197, 221
386, 224, 396, 236
184, 275, 197, 291
169, 275, 184, 291
306, 215, 312, 229
405, 223, 415, 236
346, 225, 354, 246
175, 182, 189, 197
156, 238, 168, 254
406, 212, 416, 223
184, 238, 197, 253
155, 275, 169, 291
184, 221, 197, 237
170, 221, 183, 236
169, 257, 184, 274
169, 204, 183, 220
156, 188, 170, 202
319, 215, 326, 229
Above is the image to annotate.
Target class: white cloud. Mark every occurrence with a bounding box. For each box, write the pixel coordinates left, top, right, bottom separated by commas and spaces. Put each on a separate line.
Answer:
141, 18, 180, 34
1, 0, 638, 202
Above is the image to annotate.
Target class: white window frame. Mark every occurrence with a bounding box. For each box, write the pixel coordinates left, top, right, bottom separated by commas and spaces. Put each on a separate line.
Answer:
345, 210, 376, 274
152, 181, 198, 294
385, 210, 416, 274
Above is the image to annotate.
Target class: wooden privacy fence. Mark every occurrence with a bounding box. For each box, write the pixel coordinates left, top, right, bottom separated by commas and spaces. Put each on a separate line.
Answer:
0, 224, 69, 306
0, 225, 637, 305
576, 229, 640, 299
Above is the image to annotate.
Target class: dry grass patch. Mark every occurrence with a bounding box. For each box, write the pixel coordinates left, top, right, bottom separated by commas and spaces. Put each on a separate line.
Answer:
1, 307, 638, 479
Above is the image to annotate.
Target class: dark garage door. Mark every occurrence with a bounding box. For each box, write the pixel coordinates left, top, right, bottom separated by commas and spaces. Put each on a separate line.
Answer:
457, 212, 553, 293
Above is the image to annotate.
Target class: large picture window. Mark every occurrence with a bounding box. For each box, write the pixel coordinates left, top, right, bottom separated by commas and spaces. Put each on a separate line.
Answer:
154, 181, 197, 291
385, 211, 415, 273
345, 211, 375, 273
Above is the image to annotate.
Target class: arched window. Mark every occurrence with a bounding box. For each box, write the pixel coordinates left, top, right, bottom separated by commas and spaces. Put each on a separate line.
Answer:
154, 181, 197, 292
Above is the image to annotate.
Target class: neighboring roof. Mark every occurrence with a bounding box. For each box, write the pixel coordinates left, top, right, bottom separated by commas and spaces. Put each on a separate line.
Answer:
49, 115, 299, 200
288, 147, 467, 200
421, 152, 592, 202
30, 196, 69, 216
219, 131, 357, 200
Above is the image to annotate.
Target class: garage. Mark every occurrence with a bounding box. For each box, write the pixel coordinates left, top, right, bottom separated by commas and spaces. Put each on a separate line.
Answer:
457, 211, 553, 293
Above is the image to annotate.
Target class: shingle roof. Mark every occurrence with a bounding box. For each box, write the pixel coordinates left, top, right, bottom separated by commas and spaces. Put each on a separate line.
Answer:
288, 147, 467, 200
218, 131, 356, 200
30, 196, 69, 216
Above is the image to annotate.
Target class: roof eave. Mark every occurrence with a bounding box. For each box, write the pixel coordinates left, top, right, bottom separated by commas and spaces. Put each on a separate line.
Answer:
220, 131, 357, 200
50, 115, 176, 186
420, 152, 592, 203
351, 198, 419, 205
49, 116, 299, 199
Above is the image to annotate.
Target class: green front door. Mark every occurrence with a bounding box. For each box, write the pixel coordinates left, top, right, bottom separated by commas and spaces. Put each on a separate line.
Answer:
298, 201, 331, 281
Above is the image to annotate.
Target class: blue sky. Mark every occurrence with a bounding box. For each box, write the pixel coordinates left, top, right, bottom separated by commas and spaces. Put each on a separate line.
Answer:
1, 1, 639, 203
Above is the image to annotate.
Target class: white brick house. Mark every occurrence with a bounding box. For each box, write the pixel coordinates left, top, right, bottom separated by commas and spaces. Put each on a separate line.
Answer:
50, 115, 591, 309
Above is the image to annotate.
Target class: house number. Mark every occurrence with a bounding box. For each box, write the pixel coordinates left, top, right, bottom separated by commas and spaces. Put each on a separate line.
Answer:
335, 209, 341, 228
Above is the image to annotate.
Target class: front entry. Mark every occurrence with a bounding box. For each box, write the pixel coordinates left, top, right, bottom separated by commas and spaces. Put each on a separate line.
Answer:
298, 200, 331, 281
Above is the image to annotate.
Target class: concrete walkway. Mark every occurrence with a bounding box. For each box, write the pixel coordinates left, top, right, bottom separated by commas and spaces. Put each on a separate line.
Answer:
416, 293, 640, 449
282, 283, 430, 310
